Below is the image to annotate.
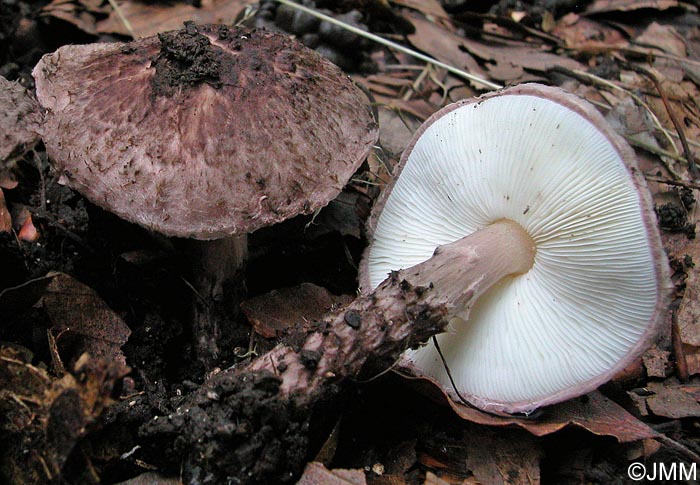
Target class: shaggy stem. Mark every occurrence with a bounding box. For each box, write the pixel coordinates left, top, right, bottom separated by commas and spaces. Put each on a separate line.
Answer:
148, 222, 538, 483
250, 219, 536, 400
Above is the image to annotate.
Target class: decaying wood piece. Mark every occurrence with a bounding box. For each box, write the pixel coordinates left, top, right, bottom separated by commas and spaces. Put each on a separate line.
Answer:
141, 224, 533, 484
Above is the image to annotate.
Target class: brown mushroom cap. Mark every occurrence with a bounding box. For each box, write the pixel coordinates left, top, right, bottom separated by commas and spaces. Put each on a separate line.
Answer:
32, 23, 378, 239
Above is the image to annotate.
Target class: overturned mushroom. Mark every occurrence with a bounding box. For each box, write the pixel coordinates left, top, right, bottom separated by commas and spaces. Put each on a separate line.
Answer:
359, 84, 672, 414
32, 23, 378, 363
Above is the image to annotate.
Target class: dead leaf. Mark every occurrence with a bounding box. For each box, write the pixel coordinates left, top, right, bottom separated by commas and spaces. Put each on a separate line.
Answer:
409, 377, 659, 442
584, 0, 682, 14
41, 0, 110, 36
661, 200, 700, 373
461, 427, 540, 485
0, 189, 11, 233
309, 191, 369, 240
389, 0, 451, 24
96, 0, 249, 38
407, 12, 582, 83
0, 273, 58, 317
644, 380, 700, 419
42, 273, 131, 368
114, 472, 182, 485
17, 213, 40, 242
297, 462, 367, 485
0, 346, 128, 483
552, 13, 628, 52
420, 423, 540, 485
635, 22, 687, 57
377, 106, 422, 157
241, 283, 352, 340
643, 348, 671, 378
370, 92, 437, 120
406, 15, 489, 89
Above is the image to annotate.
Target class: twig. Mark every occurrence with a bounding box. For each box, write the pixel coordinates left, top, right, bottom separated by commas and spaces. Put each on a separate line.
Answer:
655, 433, 700, 464
432, 335, 472, 408
106, 0, 136, 39
645, 176, 700, 191
274, 0, 502, 90
625, 136, 684, 179
402, 64, 430, 101
623, 63, 697, 176
550, 66, 679, 158
671, 310, 689, 382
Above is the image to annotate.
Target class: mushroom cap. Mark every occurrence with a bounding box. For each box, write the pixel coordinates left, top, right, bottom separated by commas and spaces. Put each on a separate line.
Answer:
32, 23, 378, 239
359, 84, 671, 414
0, 76, 42, 162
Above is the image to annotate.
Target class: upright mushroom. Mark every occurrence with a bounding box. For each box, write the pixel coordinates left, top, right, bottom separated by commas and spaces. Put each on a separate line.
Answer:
33, 23, 378, 363
359, 84, 671, 414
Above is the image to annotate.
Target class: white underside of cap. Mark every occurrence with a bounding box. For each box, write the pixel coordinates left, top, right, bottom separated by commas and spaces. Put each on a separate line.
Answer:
367, 94, 659, 409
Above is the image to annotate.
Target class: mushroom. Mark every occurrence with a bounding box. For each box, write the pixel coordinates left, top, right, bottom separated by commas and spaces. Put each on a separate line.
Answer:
32, 22, 378, 363
359, 83, 671, 414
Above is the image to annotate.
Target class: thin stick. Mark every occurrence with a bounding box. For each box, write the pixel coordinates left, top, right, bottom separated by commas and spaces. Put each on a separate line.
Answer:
624, 63, 697, 175
655, 434, 700, 464
274, 0, 501, 90
645, 176, 700, 191
550, 66, 679, 158
432, 336, 472, 408
106, 0, 136, 39
671, 310, 689, 382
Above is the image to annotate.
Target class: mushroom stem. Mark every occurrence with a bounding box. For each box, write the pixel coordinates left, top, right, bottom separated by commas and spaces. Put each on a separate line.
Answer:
195, 235, 249, 301
414, 219, 536, 314
191, 234, 249, 365
249, 219, 536, 398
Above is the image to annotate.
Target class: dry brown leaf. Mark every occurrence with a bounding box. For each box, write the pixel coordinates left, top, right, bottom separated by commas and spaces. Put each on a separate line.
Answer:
241, 283, 352, 340
423, 472, 451, 485
661, 203, 700, 373
418, 423, 539, 484
552, 13, 628, 52
462, 427, 540, 485
406, 15, 489, 89
466, 39, 583, 78
407, 12, 582, 82
371, 92, 437, 120
409, 377, 658, 442
0, 189, 11, 233
96, 0, 249, 38
584, 0, 681, 14
42, 273, 131, 368
309, 191, 370, 240
635, 22, 687, 57
377, 106, 422, 157
114, 472, 182, 485
389, 0, 451, 24
296, 462, 367, 485
644, 380, 700, 419
643, 348, 671, 378
41, 0, 110, 36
